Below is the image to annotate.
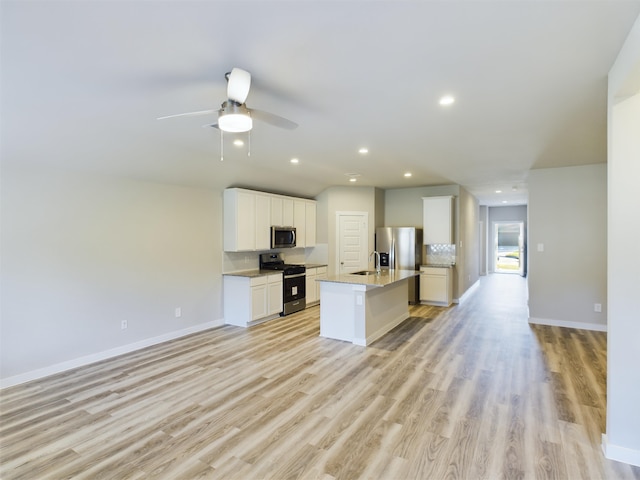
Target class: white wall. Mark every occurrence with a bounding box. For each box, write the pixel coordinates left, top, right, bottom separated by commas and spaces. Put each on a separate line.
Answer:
458, 187, 480, 296
1, 165, 223, 384
479, 206, 488, 275
528, 164, 607, 331
316, 186, 378, 276
604, 12, 640, 466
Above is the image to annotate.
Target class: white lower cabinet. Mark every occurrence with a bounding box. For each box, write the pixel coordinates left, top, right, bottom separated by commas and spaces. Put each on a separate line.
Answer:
267, 276, 283, 316
306, 268, 317, 305
305, 266, 327, 307
250, 279, 268, 321
419, 266, 453, 306
225, 273, 283, 327
315, 266, 327, 302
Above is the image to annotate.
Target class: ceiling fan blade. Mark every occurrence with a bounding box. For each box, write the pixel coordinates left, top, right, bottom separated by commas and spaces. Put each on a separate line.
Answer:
227, 68, 251, 104
248, 108, 298, 130
202, 123, 220, 129
157, 109, 217, 120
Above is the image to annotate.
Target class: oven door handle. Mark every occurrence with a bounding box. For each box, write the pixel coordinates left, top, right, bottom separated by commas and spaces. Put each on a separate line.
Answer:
284, 272, 306, 279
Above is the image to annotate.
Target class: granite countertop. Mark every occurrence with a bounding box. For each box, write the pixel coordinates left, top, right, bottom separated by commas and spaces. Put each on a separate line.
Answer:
421, 264, 455, 269
223, 269, 279, 278
319, 269, 420, 288
223, 263, 328, 278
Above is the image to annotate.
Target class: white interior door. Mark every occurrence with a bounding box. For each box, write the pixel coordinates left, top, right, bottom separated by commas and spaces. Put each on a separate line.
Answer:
337, 213, 368, 274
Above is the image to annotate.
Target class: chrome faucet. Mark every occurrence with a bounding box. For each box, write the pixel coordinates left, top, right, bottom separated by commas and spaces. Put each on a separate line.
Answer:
370, 251, 381, 273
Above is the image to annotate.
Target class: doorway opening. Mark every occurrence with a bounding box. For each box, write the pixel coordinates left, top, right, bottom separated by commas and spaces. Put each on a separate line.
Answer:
494, 222, 525, 275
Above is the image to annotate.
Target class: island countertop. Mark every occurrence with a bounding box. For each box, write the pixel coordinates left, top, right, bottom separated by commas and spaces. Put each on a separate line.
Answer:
318, 269, 420, 288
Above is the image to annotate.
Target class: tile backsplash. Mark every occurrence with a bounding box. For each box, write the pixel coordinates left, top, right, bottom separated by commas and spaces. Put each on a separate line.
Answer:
426, 244, 456, 265
222, 244, 329, 273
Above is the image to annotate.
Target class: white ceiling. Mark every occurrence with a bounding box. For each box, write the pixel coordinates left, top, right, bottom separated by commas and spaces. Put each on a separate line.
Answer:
3, 1, 639, 206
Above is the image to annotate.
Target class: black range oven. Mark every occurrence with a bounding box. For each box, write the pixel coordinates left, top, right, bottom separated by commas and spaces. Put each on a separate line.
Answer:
259, 253, 306, 315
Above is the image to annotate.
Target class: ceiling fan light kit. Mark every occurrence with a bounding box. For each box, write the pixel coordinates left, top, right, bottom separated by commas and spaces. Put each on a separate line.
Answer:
217, 102, 253, 132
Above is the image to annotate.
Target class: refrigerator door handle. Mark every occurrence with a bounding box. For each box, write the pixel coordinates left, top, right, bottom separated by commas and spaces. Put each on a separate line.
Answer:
390, 238, 395, 270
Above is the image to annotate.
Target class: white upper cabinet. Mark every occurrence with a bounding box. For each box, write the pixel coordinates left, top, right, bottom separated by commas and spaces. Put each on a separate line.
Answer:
282, 198, 294, 227
224, 189, 256, 252
255, 193, 271, 251
305, 201, 316, 248
422, 196, 454, 245
224, 188, 316, 252
270, 196, 283, 226
294, 199, 306, 248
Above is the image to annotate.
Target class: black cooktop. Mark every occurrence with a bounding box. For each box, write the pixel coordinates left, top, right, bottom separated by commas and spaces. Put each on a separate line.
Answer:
259, 253, 306, 275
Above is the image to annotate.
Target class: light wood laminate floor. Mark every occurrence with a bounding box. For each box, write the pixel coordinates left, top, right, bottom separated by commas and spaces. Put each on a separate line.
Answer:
2, 274, 638, 479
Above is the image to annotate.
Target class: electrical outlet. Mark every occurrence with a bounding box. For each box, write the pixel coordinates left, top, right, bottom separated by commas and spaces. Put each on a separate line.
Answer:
175, 307, 182, 318
594, 303, 602, 313
121, 320, 128, 330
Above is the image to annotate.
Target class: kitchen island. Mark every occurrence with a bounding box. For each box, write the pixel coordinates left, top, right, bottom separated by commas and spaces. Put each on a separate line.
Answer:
318, 269, 420, 346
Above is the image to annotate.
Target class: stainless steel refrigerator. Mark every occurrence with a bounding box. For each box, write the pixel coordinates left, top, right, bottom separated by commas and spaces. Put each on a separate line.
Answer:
375, 227, 423, 304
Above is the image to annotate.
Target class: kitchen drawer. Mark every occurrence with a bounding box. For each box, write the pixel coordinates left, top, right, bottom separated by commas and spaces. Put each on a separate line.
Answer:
250, 276, 268, 286
420, 266, 448, 276
267, 273, 283, 284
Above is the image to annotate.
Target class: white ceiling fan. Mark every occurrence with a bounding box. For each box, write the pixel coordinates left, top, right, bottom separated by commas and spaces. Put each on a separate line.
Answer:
157, 67, 298, 133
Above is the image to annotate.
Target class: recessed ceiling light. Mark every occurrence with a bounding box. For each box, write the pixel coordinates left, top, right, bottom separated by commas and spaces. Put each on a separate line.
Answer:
233, 139, 244, 147
495, 189, 502, 193
358, 148, 369, 154
349, 178, 357, 182
502, 200, 508, 204
439, 95, 455, 106
404, 172, 412, 177
290, 158, 299, 164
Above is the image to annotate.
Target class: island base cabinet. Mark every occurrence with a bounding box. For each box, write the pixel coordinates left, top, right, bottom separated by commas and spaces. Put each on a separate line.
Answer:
319, 279, 410, 346
224, 274, 283, 327
419, 266, 453, 306
319, 282, 355, 342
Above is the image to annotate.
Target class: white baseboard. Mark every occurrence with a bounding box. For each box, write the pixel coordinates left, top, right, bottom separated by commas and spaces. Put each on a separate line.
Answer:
602, 434, 640, 467
453, 279, 480, 305
1, 319, 225, 389
528, 316, 607, 332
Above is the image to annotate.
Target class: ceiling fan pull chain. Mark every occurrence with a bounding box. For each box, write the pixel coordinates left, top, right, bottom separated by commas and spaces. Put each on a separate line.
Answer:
220, 130, 224, 161
248, 131, 251, 157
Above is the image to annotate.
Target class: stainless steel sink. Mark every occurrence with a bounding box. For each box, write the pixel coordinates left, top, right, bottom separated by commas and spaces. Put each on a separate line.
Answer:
352, 270, 387, 275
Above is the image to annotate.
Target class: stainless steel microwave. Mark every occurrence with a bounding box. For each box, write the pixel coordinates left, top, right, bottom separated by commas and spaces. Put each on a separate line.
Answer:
271, 226, 296, 248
